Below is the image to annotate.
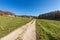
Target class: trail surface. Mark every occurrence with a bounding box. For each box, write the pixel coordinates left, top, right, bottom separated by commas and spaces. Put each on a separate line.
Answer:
0, 19, 36, 40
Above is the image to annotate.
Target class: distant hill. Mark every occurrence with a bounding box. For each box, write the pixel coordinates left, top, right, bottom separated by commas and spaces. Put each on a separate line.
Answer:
38, 11, 60, 20
17, 15, 37, 18
0, 10, 15, 17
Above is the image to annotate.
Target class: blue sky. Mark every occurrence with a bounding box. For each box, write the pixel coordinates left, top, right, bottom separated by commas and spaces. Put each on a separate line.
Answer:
0, 0, 60, 16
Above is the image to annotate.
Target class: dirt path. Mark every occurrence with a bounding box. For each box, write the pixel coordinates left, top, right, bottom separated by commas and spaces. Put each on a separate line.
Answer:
0, 19, 36, 40
16, 19, 36, 40
22, 19, 36, 40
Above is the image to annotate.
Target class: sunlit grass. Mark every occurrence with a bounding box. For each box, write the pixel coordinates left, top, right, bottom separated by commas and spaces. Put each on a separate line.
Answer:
36, 19, 60, 40
0, 16, 32, 38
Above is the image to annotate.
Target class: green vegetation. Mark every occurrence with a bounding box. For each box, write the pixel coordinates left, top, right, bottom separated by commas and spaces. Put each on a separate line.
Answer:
36, 19, 60, 40
0, 16, 32, 38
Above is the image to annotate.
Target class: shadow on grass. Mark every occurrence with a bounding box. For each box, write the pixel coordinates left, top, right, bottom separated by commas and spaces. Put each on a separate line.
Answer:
37, 18, 60, 21
46, 33, 57, 40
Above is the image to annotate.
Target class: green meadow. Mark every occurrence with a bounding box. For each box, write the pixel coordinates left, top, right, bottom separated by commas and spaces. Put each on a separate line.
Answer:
36, 19, 60, 40
0, 16, 32, 38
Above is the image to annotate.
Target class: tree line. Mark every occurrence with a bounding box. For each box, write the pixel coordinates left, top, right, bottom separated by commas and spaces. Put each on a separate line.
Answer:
38, 11, 60, 20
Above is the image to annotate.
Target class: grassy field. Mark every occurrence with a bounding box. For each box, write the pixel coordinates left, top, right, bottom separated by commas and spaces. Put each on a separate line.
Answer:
36, 19, 60, 40
0, 16, 32, 38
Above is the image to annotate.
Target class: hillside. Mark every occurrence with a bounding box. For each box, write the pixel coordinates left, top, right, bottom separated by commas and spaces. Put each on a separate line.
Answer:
0, 10, 15, 17
38, 11, 60, 20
